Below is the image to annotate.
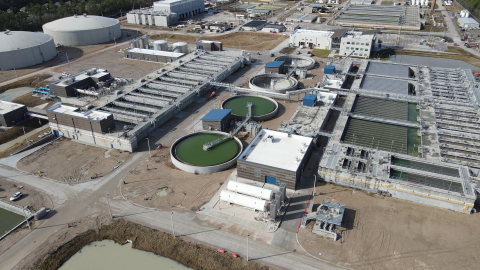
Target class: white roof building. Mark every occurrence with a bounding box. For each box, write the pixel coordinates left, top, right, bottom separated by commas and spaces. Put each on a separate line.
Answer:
290, 29, 334, 49
153, 0, 205, 19
239, 129, 313, 172
458, 17, 479, 29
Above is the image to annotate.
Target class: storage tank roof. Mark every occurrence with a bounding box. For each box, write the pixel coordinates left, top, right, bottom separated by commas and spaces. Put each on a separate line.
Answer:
43, 15, 119, 32
0, 31, 53, 52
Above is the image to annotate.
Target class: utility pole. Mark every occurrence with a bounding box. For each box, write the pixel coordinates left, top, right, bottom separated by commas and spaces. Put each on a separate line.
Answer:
146, 137, 151, 157
106, 192, 113, 219
171, 212, 176, 237
22, 126, 29, 146
247, 234, 250, 261
22, 207, 31, 230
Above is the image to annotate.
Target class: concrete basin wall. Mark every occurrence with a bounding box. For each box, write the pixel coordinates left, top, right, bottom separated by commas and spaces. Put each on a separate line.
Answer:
221, 95, 279, 121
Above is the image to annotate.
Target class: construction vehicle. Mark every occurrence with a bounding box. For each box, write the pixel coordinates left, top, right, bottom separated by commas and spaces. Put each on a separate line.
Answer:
207, 91, 216, 100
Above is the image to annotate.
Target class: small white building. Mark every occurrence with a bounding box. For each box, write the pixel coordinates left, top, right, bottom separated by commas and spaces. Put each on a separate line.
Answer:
338, 31, 375, 58
127, 9, 178, 27
290, 29, 333, 49
458, 17, 479, 29
262, 24, 287, 33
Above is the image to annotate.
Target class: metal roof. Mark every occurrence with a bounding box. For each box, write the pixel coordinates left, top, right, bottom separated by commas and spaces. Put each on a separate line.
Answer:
360, 75, 409, 95
303, 94, 317, 101
265, 61, 285, 68
126, 48, 184, 57
43, 15, 119, 32
201, 109, 232, 121
365, 62, 410, 79
458, 17, 479, 25
316, 200, 345, 226
0, 31, 53, 52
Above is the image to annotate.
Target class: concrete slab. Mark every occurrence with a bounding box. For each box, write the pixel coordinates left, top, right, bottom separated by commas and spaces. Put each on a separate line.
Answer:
195, 98, 206, 103
174, 111, 188, 118
148, 128, 165, 138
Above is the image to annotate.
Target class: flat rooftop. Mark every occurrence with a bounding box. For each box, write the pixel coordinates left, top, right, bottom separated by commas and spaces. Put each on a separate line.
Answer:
291, 29, 333, 37
201, 109, 231, 121
360, 75, 409, 95
243, 20, 267, 27
126, 48, 184, 57
343, 31, 375, 40
47, 104, 111, 121
0, 100, 25, 114
238, 129, 313, 172
365, 62, 410, 78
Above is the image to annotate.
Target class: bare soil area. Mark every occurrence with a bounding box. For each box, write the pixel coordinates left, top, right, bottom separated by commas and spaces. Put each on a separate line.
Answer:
297, 183, 480, 270
17, 139, 132, 183
30, 217, 268, 270
150, 32, 288, 51
58, 46, 166, 80
122, 146, 232, 211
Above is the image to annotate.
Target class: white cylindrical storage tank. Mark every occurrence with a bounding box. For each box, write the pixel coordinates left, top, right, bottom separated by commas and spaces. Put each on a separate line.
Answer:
142, 35, 149, 49
220, 190, 267, 212
173, 42, 188, 54
130, 39, 137, 49
153, 40, 168, 51
138, 38, 144, 49
227, 181, 273, 200
0, 31, 57, 71
42, 15, 122, 46
421, 0, 425, 6
465, 10, 470, 18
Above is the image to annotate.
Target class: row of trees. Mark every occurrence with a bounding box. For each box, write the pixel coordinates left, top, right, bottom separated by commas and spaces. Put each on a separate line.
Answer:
455, 0, 480, 19
0, 0, 154, 31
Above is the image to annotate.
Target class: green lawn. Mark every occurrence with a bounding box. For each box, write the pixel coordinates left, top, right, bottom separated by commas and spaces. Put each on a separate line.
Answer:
312, 49, 331, 57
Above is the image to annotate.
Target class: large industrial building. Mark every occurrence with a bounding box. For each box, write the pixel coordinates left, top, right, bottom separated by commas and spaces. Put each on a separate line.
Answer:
127, 9, 178, 27
0, 31, 57, 71
237, 129, 314, 190
153, 0, 205, 19
0, 101, 27, 127
49, 51, 251, 151
46, 68, 114, 98
42, 15, 122, 46
47, 104, 115, 142
335, 5, 421, 30
312, 58, 480, 213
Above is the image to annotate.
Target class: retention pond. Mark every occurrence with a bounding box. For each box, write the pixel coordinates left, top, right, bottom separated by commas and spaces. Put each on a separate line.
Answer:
59, 240, 191, 270
0, 208, 24, 236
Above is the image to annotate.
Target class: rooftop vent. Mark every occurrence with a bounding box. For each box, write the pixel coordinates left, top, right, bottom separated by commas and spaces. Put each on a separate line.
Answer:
4, 29, 10, 34
83, 13, 87, 17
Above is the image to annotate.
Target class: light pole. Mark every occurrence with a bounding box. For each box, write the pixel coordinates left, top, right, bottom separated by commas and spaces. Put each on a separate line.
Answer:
171, 212, 176, 237
65, 52, 72, 72
313, 174, 317, 196
247, 234, 249, 261
146, 137, 151, 157
22, 126, 29, 146
22, 207, 31, 230
390, 140, 394, 152
106, 192, 113, 219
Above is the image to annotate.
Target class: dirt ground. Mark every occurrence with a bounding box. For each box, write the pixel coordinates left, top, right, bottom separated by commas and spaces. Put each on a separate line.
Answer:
122, 146, 233, 212
56, 46, 166, 80
0, 178, 50, 255
150, 31, 288, 51
297, 183, 480, 270
0, 29, 142, 83
17, 139, 132, 183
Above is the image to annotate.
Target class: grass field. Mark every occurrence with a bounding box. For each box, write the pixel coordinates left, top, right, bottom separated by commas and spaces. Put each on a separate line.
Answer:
312, 49, 331, 58
279, 47, 295, 54
12, 94, 52, 107
150, 32, 288, 51
0, 74, 51, 94
374, 47, 480, 68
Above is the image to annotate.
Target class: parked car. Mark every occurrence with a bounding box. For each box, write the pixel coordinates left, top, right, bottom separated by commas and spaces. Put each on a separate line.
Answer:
10, 192, 22, 201
61, 72, 70, 76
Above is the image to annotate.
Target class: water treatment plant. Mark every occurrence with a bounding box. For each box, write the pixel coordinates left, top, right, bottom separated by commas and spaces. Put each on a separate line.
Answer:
5, 6, 480, 268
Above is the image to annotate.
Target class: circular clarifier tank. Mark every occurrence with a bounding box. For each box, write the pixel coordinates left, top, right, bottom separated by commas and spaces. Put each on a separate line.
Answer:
249, 74, 298, 93
170, 131, 243, 174
222, 95, 279, 121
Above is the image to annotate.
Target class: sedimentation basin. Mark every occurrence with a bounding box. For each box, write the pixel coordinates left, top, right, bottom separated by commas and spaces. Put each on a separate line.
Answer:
170, 131, 243, 174
249, 74, 298, 93
222, 95, 278, 121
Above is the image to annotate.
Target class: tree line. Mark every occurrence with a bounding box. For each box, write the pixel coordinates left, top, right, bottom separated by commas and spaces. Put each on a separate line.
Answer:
0, 0, 154, 31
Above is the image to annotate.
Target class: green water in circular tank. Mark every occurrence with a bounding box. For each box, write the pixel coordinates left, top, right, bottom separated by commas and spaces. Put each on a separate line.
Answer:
175, 133, 240, 166
223, 96, 275, 117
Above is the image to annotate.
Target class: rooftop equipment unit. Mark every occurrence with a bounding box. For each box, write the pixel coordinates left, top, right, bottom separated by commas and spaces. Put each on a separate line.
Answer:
270, 199, 279, 221
220, 190, 268, 212
227, 181, 273, 200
